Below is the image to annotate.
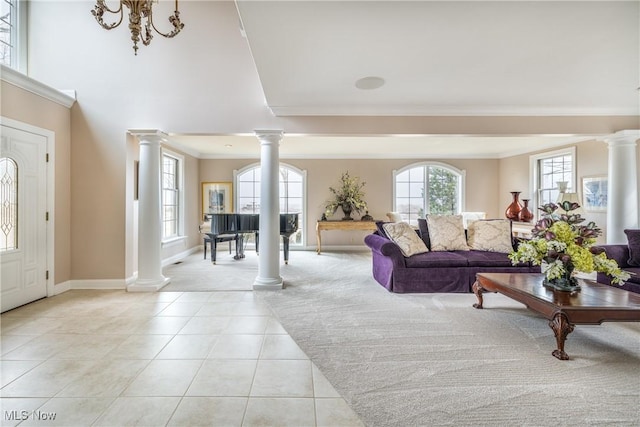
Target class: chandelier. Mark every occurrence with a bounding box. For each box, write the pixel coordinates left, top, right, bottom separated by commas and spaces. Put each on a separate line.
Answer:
91, 0, 184, 55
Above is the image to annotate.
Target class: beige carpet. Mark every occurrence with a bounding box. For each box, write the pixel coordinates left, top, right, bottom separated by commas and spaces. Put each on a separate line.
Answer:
161, 249, 640, 425
249, 251, 640, 426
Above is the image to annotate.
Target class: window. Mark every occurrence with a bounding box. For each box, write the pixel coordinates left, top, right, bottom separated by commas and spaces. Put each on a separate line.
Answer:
394, 162, 464, 226
0, 157, 17, 251
162, 152, 183, 240
0, 0, 26, 71
530, 147, 576, 214
235, 163, 306, 246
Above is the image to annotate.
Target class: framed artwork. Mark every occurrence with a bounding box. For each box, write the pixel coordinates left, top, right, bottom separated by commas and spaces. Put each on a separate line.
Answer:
582, 175, 608, 212
202, 182, 233, 219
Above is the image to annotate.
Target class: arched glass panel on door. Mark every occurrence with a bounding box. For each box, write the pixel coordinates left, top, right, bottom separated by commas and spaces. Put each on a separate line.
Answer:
0, 157, 18, 251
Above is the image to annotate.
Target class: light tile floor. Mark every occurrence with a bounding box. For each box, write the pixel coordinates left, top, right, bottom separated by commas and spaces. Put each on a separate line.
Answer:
0, 290, 364, 426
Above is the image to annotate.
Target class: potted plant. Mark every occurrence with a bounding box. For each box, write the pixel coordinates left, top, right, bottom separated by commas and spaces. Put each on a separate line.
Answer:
509, 201, 630, 292
325, 171, 368, 220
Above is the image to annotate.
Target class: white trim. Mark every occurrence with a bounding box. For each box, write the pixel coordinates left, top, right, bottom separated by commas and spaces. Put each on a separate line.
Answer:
13, 0, 28, 72
161, 148, 185, 240
162, 245, 200, 267
162, 236, 187, 248
313, 245, 369, 252
53, 281, 71, 295
161, 137, 201, 158
0, 117, 56, 299
0, 64, 76, 108
125, 274, 138, 286
269, 105, 639, 117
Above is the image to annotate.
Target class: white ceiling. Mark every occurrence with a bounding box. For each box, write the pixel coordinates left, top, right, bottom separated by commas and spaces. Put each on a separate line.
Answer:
168, 1, 639, 159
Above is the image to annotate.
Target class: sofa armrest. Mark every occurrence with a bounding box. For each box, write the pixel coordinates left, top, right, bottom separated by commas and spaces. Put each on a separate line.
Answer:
364, 233, 406, 267
595, 244, 630, 268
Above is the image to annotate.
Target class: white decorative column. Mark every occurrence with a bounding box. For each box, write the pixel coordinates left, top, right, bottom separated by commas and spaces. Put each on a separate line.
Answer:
253, 130, 284, 290
128, 130, 170, 291
605, 130, 640, 244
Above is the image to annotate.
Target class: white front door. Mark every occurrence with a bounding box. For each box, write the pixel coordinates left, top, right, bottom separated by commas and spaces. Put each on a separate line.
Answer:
1, 124, 48, 313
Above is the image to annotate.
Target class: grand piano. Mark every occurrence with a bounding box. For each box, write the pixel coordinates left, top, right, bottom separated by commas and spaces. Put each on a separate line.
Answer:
206, 213, 299, 264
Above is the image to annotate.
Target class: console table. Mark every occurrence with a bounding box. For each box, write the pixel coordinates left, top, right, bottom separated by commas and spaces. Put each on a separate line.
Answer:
316, 220, 377, 254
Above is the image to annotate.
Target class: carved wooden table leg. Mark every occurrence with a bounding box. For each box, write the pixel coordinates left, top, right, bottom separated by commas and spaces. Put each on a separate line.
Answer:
316, 229, 322, 254
472, 280, 484, 309
549, 312, 575, 360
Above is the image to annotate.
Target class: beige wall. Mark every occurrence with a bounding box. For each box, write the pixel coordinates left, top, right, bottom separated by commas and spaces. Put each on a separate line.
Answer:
200, 157, 498, 248
25, 1, 638, 280
498, 139, 633, 243
0, 81, 71, 286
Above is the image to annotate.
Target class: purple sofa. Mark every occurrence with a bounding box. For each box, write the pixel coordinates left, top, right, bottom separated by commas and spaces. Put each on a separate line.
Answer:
595, 245, 640, 294
364, 229, 539, 293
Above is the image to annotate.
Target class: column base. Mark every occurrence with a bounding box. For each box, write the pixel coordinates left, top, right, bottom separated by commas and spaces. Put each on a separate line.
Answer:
127, 276, 171, 292
253, 276, 284, 290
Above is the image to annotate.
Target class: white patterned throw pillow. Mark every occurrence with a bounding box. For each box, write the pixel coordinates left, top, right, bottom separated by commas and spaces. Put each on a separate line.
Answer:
426, 215, 470, 251
467, 219, 513, 253
382, 222, 429, 257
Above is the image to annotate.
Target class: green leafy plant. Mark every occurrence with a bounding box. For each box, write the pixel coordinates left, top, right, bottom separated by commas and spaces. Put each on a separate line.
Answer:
325, 171, 368, 217
509, 202, 630, 288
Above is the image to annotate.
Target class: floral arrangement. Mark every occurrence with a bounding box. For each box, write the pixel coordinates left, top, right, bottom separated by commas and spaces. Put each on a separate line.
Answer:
325, 171, 368, 218
509, 201, 630, 290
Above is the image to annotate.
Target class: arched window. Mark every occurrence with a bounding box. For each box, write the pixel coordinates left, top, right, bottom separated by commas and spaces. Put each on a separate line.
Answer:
235, 163, 306, 246
0, 157, 18, 251
393, 162, 464, 226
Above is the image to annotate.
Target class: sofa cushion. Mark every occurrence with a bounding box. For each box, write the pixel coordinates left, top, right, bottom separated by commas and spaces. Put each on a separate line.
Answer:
467, 219, 513, 253
624, 229, 640, 267
404, 251, 469, 268
465, 250, 515, 267
426, 215, 469, 251
382, 222, 428, 257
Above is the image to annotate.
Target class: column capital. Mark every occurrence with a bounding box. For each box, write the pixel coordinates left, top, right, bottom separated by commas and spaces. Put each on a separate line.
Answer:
254, 130, 284, 145
128, 129, 169, 145
605, 130, 640, 146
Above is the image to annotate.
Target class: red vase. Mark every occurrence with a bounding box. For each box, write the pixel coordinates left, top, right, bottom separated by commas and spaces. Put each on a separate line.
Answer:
518, 199, 534, 222
505, 191, 522, 221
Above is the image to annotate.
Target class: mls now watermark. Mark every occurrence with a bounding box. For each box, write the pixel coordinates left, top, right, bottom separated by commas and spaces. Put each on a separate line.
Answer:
4, 410, 57, 421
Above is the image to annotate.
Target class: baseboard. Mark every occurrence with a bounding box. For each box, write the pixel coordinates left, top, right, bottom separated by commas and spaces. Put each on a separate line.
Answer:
125, 274, 137, 286
52, 280, 71, 295
162, 245, 200, 267
312, 245, 369, 252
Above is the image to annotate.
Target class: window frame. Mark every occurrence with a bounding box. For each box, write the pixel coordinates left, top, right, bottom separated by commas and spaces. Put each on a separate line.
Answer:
529, 146, 576, 219
234, 162, 307, 247
392, 161, 466, 226
161, 149, 184, 242
1, 0, 27, 72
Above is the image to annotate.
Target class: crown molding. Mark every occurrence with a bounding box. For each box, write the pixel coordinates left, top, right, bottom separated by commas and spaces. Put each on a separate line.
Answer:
1, 64, 76, 108
269, 105, 638, 117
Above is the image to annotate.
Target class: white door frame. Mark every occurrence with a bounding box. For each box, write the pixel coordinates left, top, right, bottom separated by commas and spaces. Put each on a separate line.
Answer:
1, 116, 55, 298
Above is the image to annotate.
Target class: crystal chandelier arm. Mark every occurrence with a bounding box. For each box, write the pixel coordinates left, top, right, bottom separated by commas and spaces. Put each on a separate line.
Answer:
91, 0, 124, 30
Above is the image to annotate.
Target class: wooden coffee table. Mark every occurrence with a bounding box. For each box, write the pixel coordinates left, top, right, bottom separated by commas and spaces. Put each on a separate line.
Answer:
473, 273, 640, 360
